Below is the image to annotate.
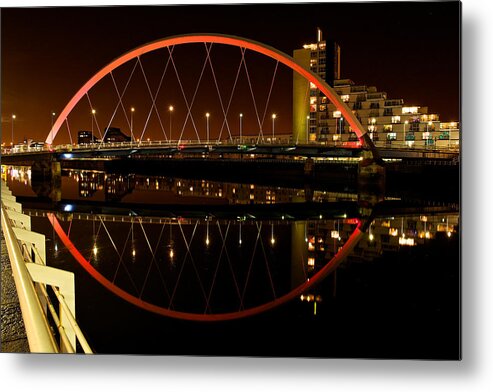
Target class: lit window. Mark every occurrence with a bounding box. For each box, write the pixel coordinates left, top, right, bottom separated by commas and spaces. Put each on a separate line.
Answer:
332, 111, 342, 118
310, 82, 317, 90
399, 237, 415, 246
307, 258, 315, 267
303, 44, 318, 50
391, 116, 401, 124
341, 95, 350, 103
402, 106, 419, 114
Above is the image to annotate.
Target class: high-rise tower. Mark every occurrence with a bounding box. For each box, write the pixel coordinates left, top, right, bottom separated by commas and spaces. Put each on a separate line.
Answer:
293, 28, 341, 143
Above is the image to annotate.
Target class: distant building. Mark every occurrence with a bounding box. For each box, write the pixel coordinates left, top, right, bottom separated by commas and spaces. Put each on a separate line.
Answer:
103, 127, 131, 143
78, 131, 97, 144
293, 29, 459, 148
78, 127, 130, 144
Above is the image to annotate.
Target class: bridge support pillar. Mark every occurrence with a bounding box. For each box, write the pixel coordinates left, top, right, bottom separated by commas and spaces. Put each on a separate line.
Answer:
357, 150, 386, 197
304, 158, 314, 178
50, 161, 61, 202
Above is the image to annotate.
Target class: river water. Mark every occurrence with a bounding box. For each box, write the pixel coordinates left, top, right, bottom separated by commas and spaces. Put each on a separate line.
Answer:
2, 164, 460, 358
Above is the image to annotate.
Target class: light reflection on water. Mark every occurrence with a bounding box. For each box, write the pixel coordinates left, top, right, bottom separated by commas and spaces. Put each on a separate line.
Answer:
2, 164, 460, 356
3, 164, 458, 315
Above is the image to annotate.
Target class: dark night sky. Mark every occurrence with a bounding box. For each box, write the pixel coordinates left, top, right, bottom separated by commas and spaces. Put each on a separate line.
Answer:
1, 1, 460, 144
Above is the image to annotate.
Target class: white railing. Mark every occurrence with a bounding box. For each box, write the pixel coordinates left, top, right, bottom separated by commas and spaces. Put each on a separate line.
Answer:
2, 134, 460, 155
1, 181, 92, 353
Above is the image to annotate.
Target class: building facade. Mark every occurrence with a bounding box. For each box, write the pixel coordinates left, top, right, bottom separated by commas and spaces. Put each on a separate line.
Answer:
293, 29, 459, 149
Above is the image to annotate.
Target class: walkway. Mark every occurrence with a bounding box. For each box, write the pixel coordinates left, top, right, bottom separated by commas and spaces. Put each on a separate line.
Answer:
1, 232, 28, 353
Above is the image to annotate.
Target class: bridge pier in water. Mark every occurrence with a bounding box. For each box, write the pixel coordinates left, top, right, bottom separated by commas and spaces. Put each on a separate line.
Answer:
31, 159, 61, 202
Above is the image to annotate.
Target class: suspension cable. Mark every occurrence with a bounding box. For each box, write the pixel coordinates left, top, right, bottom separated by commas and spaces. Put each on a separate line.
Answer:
108, 222, 143, 297
260, 60, 279, 131
135, 57, 169, 143
107, 59, 139, 137
137, 219, 171, 301
203, 43, 233, 143
258, 225, 277, 299
169, 220, 199, 309
241, 48, 264, 143
204, 222, 231, 314
216, 48, 245, 142
240, 221, 263, 310
64, 118, 73, 145
85, 93, 103, 139
167, 46, 206, 143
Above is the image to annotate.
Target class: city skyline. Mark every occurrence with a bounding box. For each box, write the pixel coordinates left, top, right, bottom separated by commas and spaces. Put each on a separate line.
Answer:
1, 2, 460, 144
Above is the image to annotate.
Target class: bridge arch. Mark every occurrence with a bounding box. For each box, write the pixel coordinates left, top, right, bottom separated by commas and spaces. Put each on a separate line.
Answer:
45, 34, 377, 320
46, 33, 376, 154
48, 213, 368, 321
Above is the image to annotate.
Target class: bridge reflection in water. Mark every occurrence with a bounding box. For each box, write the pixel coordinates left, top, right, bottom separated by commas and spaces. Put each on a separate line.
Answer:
2, 164, 459, 358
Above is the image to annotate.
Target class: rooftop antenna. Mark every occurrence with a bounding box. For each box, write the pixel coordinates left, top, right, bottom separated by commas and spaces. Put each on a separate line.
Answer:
317, 27, 322, 43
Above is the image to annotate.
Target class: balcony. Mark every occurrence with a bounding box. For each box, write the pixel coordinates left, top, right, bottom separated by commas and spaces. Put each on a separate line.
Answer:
384, 99, 403, 107
350, 86, 367, 93
367, 93, 385, 100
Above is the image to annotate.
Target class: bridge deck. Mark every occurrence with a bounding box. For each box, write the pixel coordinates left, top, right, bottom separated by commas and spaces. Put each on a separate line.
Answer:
2, 141, 459, 166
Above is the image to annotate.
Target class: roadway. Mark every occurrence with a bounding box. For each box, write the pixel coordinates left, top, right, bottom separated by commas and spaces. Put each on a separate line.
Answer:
2, 139, 460, 166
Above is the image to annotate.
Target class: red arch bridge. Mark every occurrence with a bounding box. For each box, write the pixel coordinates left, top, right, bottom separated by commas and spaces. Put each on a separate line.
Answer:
5, 34, 446, 322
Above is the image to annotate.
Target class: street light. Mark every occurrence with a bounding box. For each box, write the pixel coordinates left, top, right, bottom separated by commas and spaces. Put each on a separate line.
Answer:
130, 107, 135, 146
50, 112, 55, 145
239, 113, 243, 144
11, 114, 16, 147
91, 109, 96, 134
306, 115, 310, 144
169, 105, 174, 144
271, 114, 276, 142
206, 112, 210, 145
205, 219, 210, 246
